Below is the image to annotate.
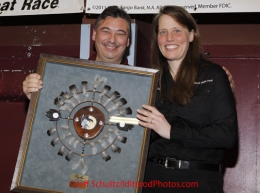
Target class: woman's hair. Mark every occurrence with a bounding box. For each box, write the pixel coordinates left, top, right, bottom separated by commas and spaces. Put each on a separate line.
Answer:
152, 5, 205, 105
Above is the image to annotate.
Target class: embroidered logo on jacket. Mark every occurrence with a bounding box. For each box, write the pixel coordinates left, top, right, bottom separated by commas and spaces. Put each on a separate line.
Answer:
194, 79, 213, 85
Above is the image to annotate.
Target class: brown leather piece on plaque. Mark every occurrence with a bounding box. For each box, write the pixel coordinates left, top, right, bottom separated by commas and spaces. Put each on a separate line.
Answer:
73, 106, 105, 140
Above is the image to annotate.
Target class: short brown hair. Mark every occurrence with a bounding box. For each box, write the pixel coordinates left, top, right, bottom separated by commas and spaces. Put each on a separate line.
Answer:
94, 6, 131, 38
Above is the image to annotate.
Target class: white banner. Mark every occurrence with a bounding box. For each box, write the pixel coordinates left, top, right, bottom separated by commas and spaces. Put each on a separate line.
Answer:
85, 0, 260, 14
0, 0, 84, 16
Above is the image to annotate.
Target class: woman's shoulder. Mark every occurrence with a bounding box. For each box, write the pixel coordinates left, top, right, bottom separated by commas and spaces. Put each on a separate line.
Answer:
194, 60, 229, 94
199, 59, 225, 77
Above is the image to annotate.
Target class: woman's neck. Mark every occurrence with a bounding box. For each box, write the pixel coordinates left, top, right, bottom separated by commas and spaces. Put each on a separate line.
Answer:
168, 61, 181, 79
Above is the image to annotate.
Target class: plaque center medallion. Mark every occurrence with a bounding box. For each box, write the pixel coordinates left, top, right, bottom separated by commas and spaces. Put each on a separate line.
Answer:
73, 106, 105, 140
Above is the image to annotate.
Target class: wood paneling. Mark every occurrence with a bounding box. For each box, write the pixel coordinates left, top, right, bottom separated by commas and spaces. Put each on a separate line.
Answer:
208, 49, 260, 192
0, 102, 28, 193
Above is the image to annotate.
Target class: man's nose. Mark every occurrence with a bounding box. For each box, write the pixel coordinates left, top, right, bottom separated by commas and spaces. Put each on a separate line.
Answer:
108, 32, 116, 43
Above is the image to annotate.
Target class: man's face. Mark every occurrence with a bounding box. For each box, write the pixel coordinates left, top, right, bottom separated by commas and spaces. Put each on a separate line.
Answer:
92, 16, 130, 64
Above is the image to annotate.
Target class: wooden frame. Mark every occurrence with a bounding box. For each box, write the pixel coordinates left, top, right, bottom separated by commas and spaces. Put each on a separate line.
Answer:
11, 54, 159, 193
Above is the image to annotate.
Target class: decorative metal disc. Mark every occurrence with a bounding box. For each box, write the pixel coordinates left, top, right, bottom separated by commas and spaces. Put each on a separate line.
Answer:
73, 106, 105, 140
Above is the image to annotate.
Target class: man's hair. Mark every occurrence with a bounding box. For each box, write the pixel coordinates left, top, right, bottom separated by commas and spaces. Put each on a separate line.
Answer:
94, 6, 131, 38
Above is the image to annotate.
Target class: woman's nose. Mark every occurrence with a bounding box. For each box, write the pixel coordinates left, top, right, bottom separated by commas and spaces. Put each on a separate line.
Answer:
167, 32, 174, 41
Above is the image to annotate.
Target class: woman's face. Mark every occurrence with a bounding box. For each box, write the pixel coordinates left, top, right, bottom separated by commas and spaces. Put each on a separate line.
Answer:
157, 14, 194, 64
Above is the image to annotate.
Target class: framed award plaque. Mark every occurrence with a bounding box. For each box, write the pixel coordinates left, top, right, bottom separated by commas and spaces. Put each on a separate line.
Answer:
11, 54, 159, 193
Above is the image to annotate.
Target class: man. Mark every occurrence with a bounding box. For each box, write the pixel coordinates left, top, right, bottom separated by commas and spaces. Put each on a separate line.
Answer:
23, 6, 131, 99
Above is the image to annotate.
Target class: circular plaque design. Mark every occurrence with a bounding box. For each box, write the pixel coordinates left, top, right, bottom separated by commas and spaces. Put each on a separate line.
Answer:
45, 74, 133, 174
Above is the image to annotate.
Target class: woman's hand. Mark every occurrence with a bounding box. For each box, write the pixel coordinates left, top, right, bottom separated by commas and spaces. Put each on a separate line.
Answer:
136, 104, 171, 139
22, 73, 42, 100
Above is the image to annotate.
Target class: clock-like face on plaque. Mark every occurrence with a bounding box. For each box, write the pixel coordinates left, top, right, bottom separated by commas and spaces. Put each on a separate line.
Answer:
46, 74, 134, 175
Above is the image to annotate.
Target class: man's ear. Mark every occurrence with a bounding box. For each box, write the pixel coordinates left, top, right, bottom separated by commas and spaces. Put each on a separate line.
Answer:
127, 38, 130, 47
92, 29, 96, 41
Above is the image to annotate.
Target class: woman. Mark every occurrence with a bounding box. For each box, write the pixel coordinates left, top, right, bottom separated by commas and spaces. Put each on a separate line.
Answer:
136, 5, 238, 193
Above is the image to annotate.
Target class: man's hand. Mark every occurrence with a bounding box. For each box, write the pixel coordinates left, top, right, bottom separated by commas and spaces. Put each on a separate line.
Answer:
22, 73, 42, 100
222, 66, 235, 92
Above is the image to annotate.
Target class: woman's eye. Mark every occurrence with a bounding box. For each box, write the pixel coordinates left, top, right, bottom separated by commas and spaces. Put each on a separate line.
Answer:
160, 31, 166, 35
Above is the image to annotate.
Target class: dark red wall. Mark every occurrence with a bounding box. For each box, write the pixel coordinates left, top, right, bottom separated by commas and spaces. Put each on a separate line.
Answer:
0, 14, 82, 192
203, 45, 260, 192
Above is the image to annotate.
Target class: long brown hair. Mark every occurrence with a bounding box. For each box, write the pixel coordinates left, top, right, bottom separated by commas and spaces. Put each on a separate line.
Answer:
152, 6, 205, 105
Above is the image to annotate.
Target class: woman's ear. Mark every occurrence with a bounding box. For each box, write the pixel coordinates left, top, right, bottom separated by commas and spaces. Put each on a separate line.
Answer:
189, 29, 194, 42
